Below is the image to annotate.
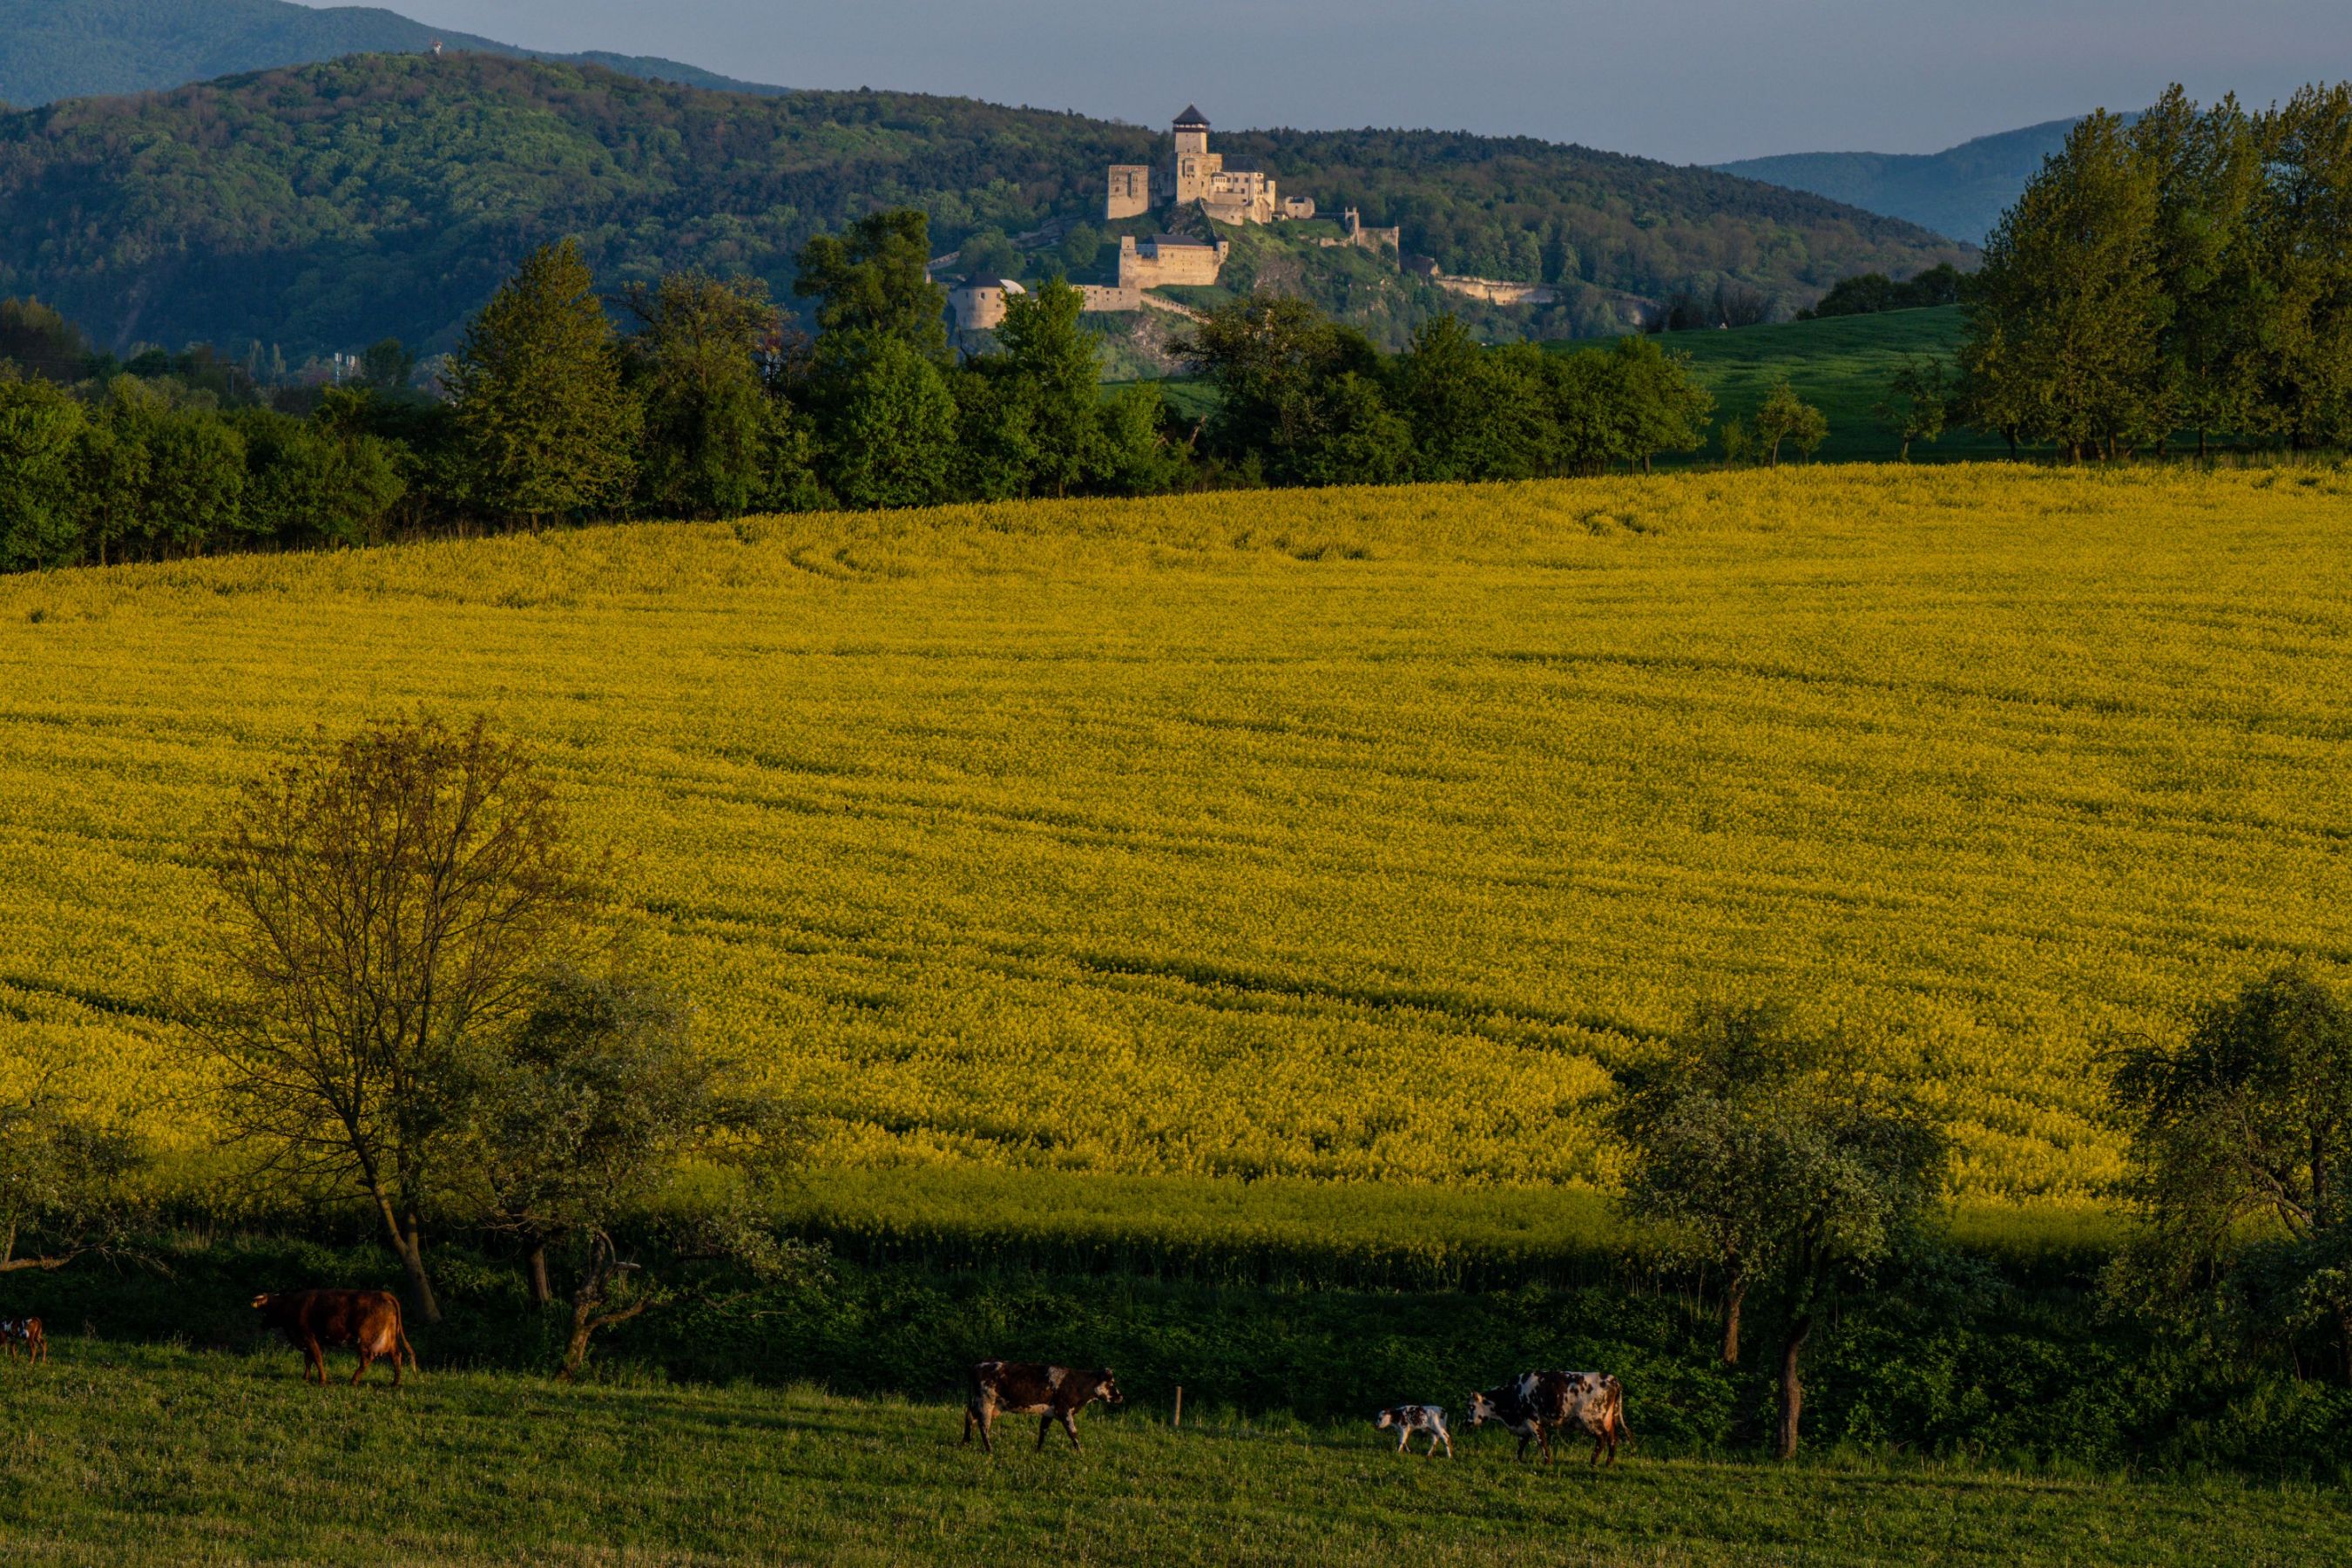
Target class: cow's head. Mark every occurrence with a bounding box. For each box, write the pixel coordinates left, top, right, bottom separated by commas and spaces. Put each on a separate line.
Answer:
249, 1294, 273, 1309
1375, 1408, 1398, 1430
1467, 1389, 1503, 1428
1093, 1371, 1123, 1406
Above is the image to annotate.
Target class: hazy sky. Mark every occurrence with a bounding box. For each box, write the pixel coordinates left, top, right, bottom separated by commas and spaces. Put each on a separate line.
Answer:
328, 1, 2349, 164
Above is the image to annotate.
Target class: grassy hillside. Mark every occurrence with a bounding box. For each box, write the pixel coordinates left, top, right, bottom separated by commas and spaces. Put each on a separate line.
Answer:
3, 1343, 2343, 1565
6, 466, 2352, 1209
0, 52, 1968, 356
1713, 118, 2095, 245
1632, 306, 2011, 463
0, 0, 786, 108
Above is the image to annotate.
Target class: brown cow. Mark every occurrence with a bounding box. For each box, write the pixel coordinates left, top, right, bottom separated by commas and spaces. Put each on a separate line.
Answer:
252, 1291, 416, 1388
962, 1360, 1123, 1453
0, 1317, 45, 1365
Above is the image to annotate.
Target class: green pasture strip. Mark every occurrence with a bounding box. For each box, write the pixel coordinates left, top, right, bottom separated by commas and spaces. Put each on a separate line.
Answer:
1619, 307, 2007, 464
2, 1343, 2341, 1567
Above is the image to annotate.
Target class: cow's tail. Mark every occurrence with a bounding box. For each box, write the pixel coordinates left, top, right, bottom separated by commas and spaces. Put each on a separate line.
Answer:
1609, 1376, 1632, 1447
398, 1322, 418, 1372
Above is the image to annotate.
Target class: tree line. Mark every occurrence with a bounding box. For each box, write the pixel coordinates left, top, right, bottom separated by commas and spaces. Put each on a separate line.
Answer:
1962, 83, 2352, 459
0, 209, 1718, 574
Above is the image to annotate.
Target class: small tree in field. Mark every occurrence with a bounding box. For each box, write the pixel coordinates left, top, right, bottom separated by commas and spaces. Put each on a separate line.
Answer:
1610, 1002, 1948, 1458
0, 1050, 146, 1275
2107, 968, 2352, 1382
189, 716, 601, 1322
1754, 380, 1829, 465
1874, 356, 1950, 461
458, 969, 809, 1378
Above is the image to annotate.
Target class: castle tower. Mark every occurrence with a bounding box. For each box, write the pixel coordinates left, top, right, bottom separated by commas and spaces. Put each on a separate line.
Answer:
1105, 164, 1151, 221
1173, 105, 1217, 206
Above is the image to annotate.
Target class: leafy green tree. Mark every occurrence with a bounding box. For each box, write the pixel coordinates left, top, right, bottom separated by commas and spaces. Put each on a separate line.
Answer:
945, 359, 1037, 503
821, 334, 958, 510
240, 402, 408, 548
0, 297, 92, 383
456, 967, 808, 1375
448, 239, 639, 529
0, 1046, 148, 1276
956, 227, 1023, 283
1092, 383, 1186, 497
1873, 355, 1950, 461
2132, 89, 2266, 456
1610, 335, 1714, 472
1539, 346, 1633, 475
1717, 416, 1754, 467
1753, 379, 1828, 465
2254, 84, 2352, 449
73, 406, 151, 566
1390, 317, 1550, 483
1179, 296, 1389, 485
360, 337, 416, 394
995, 278, 1106, 497
2107, 968, 2352, 1383
1058, 222, 1105, 274
625, 272, 794, 520
1610, 1002, 1948, 1457
145, 402, 249, 553
0, 376, 91, 570
1963, 110, 2167, 461
793, 211, 950, 365
1287, 372, 1416, 488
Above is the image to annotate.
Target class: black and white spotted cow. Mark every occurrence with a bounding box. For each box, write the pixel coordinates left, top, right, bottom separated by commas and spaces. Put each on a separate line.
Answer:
1468, 1370, 1629, 1466
962, 1360, 1123, 1454
1373, 1402, 1453, 1458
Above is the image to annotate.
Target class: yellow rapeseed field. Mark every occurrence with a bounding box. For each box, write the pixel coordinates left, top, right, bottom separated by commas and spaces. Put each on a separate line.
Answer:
3, 465, 2349, 1203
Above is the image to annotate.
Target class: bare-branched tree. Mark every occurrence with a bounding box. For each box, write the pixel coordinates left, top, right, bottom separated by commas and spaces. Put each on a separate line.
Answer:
186, 714, 602, 1322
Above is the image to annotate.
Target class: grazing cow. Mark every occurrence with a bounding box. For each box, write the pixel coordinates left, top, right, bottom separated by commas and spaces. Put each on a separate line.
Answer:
0, 1317, 45, 1364
962, 1361, 1123, 1453
1374, 1403, 1452, 1458
1468, 1370, 1630, 1467
251, 1290, 416, 1388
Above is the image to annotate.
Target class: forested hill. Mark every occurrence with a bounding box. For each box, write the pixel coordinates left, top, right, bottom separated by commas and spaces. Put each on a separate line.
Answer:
0, 0, 785, 108
0, 53, 1969, 358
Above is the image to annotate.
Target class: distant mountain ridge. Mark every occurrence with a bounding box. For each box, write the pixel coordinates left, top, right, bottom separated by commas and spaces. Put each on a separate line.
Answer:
0, 0, 787, 107
1712, 117, 2126, 245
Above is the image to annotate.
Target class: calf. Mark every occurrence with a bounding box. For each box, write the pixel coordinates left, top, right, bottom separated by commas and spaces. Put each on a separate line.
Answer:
251, 1290, 416, 1388
962, 1361, 1122, 1453
1468, 1370, 1630, 1467
1374, 1403, 1452, 1458
0, 1317, 45, 1365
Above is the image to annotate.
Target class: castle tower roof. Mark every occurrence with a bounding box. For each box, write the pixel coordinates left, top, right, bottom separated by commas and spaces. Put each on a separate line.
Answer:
1173, 105, 1210, 129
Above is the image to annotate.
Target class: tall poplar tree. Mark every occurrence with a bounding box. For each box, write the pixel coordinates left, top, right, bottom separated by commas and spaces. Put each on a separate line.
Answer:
1963, 111, 2167, 461
449, 240, 639, 529
2256, 84, 2352, 449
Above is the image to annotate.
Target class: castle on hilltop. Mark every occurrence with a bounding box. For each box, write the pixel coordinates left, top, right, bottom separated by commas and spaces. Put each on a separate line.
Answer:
1107, 107, 1318, 226
946, 105, 1405, 335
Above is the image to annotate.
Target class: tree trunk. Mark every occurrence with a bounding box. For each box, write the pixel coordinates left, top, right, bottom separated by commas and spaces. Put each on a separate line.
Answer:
370, 1186, 443, 1323
525, 1238, 553, 1308
1721, 1275, 1747, 1366
1774, 1314, 1812, 1460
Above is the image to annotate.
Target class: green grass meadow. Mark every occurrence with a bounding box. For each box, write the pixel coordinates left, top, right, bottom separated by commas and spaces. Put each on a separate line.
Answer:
3, 1342, 2344, 1567
1633, 306, 2004, 464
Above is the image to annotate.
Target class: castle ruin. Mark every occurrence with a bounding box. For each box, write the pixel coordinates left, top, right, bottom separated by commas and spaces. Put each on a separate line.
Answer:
1106, 107, 1316, 226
